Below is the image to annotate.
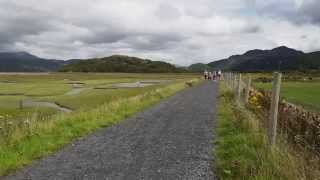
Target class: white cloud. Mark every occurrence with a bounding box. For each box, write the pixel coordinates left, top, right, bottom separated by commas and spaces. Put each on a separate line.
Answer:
0, 0, 320, 65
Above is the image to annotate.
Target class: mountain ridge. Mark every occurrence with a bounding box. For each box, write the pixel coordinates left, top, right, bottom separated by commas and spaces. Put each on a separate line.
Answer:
1, 46, 320, 72
206, 46, 320, 72
0, 51, 65, 72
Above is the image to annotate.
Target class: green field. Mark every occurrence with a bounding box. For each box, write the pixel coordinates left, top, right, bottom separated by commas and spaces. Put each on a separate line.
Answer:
253, 75, 320, 112
0, 73, 197, 121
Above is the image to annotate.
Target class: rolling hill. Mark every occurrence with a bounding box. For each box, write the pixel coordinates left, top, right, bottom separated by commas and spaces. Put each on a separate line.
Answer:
0, 52, 185, 73
59, 55, 186, 73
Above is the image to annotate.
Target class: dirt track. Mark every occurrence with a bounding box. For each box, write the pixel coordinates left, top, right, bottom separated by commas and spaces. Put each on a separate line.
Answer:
4, 81, 217, 180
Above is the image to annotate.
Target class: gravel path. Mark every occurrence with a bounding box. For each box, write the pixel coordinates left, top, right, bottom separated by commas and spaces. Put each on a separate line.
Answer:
4, 81, 217, 180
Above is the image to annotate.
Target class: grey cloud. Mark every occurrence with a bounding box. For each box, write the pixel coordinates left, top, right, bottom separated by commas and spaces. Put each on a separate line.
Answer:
300, 35, 307, 39
245, 0, 256, 9
0, 2, 57, 50
243, 25, 261, 33
124, 33, 187, 51
0, 17, 53, 40
81, 28, 129, 45
155, 3, 181, 21
254, 0, 320, 25
255, 1, 298, 19
299, 0, 320, 24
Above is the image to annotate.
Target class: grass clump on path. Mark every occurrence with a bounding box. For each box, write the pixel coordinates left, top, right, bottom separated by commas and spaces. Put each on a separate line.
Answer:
214, 85, 314, 180
0, 79, 199, 176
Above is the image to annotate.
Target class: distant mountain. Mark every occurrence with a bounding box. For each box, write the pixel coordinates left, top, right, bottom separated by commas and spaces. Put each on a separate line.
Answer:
208, 46, 320, 72
3, 47, 319, 73
0, 52, 65, 72
188, 63, 212, 72
59, 55, 187, 73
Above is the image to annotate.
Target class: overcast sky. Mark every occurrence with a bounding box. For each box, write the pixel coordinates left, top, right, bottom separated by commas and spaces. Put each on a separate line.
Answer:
0, 0, 320, 65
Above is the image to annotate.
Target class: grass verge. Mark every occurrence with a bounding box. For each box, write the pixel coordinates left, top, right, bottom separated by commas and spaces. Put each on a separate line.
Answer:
214, 84, 318, 180
0, 79, 199, 176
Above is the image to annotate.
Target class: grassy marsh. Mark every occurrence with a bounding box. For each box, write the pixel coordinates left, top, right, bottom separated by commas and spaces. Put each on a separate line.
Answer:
0, 75, 200, 176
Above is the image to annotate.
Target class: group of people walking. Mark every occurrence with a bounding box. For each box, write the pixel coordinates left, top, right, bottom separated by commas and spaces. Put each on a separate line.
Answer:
203, 70, 221, 81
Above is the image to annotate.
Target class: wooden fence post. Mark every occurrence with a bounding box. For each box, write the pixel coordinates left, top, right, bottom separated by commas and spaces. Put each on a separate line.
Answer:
237, 73, 242, 104
227, 73, 230, 88
225, 73, 228, 88
244, 76, 251, 103
232, 73, 236, 94
230, 73, 232, 88
229, 73, 232, 89
268, 72, 282, 147
228, 73, 231, 88
235, 73, 237, 92
225, 73, 228, 87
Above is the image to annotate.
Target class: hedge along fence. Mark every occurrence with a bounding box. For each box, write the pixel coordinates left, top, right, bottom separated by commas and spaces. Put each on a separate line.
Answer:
223, 72, 320, 155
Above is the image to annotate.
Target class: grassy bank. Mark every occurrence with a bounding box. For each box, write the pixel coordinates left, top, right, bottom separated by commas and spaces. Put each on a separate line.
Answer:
214, 84, 318, 179
0, 79, 199, 176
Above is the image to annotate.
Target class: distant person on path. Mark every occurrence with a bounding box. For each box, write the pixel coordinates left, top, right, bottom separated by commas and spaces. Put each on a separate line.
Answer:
217, 70, 222, 80
204, 70, 208, 80
212, 71, 216, 81
208, 71, 212, 80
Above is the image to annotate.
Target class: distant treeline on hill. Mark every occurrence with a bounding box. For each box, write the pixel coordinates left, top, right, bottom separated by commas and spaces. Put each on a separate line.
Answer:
59, 55, 187, 73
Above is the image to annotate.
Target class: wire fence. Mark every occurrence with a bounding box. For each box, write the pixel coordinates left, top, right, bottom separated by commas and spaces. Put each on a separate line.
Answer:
223, 72, 320, 155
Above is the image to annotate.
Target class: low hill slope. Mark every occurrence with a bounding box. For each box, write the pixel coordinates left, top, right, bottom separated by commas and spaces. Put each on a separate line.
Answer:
188, 63, 212, 72
59, 55, 186, 73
